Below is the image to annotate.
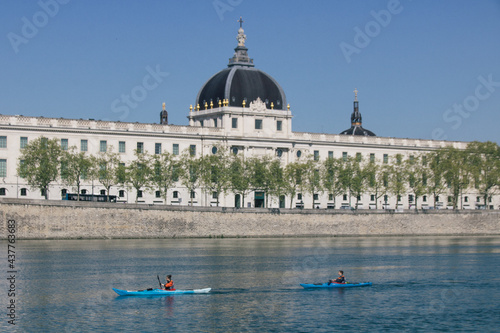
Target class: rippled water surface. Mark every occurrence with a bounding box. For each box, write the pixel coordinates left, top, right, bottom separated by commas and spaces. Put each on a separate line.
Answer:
2, 236, 500, 332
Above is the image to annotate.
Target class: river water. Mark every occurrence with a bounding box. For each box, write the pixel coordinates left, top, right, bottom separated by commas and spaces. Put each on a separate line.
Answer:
1, 236, 499, 332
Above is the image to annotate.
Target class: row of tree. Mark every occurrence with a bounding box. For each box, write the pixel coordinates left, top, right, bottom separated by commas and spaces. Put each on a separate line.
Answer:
17, 137, 500, 209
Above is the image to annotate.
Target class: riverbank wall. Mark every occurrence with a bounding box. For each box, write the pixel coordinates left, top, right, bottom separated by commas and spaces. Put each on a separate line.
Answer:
1, 198, 499, 239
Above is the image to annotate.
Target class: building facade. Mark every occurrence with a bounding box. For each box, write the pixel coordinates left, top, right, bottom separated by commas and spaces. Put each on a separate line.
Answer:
0, 24, 494, 210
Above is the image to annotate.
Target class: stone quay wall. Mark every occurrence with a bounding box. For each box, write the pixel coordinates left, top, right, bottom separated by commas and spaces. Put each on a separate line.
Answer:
1, 198, 499, 239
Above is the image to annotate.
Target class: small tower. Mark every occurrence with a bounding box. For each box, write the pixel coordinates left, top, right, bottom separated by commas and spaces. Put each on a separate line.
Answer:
160, 102, 168, 125
340, 89, 376, 136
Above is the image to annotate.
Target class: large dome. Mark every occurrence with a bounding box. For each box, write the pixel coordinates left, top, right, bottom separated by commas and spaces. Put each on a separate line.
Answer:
196, 67, 287, 110
195, 23, 287, 110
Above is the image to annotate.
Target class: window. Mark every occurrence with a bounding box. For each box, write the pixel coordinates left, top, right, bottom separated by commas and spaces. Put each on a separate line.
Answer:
435, 196, 440, 202
155, 191, 161, 198
371, 194, 375, 201
173, 144, 179, 155
81, 189, 87, 195
173, 191, 179, 199
119, 141, 126, 153
190, 145, 196, 156
357, 195, 361, 201
20, 188, 27, 196
190, 191, 196, 199
409, 155, 415, 164
81, 139, 88, 152
489, 197, 492, 203
0, 159, 6, 177
314, 150, 319, 161
276, 149, 283, 158
100, 190, 106, 195
397, 195, 402, 202
212, 146, 218, 155
297, 193, 302, 200
137, 142, 144, 153
313, 193, 319, 200
328, 151, 333, 159
0, 136, 6, 148
255, 119, 263, 130
409, 195, 414, 202
384, 195, 388, 202
277, 120, 282, 131
0, 188, 5, 196
296, 150, 302, 158
61, 138, 68, 151
41, 188, 46, 197
119, 190, 125, 198
214, 118, 218, 127
476, 196, 481, 203
342, 194, 348, 201
356, 152, 362, 161
423, 195, 427, 202
155, 143, 162, 155
232, 147, 238, 155
383, 154, 389, 164
448, 196, 452, 203
464, 196, 469, 203
20, 137, 28, 149
329, 194, 334, 201
342, 152, 348, 161
370, 153, 375, 162
232, 118, 238, 129
422, 155, 427, 166
100, 140, 107, 152
200, 120, 204, 127
212, 191, 218, 199
138, 190, 143, 198
61, 189, 67, 197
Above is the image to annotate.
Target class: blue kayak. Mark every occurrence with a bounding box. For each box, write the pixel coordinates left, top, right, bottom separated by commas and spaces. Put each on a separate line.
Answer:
113, 288, 211, 296
300, 282, 372, 288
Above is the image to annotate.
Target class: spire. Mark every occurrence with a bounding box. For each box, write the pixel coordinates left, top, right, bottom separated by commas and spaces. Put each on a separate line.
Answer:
228, 16, 254, 67
160, 102, 168, 124
351, 88, 361, 126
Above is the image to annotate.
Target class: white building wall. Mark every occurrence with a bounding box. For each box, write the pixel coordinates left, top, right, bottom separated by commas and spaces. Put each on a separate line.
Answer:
0, 114, 495, 210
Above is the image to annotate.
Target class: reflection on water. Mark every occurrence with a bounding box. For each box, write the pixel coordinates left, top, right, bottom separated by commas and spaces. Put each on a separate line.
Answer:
2, 236, 500, 332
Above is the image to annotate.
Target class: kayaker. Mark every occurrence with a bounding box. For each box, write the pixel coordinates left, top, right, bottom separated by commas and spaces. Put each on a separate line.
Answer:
162, 275, 175, 290
328, 270, 345, 284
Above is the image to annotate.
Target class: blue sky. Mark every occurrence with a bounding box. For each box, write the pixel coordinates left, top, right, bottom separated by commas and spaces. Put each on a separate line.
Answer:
2, 0, 500, 143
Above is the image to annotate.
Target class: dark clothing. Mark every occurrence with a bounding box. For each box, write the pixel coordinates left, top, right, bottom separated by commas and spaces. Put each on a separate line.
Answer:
330, 275, 345, 284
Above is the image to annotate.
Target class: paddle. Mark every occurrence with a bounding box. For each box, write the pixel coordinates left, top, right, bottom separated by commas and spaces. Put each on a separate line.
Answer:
157, 275, 162, 289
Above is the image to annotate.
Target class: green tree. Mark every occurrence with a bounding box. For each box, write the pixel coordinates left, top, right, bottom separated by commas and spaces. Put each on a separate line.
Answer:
60, 146, 93, 201
268, 159, 287, 208
321, 157, 343, 209
200, 145, 230, 206
284, 161, 307, 208
467, 141, 500, 209
126, 149, 152, 203
150, 151, 179, 205
441, 147, 470, 209
94, 147, 121, 201
247, 156, 272, 207
388, 154, 408, 209
228, 154, 251, 208
427, 150, 448, 208
304, 159, 322, 208
337, 156, 356, 207
17, 136, 62, 199
351, 156, 365, 209
364, 159, 389, 209
179, 150, 202, 206
406, 154, 428, 209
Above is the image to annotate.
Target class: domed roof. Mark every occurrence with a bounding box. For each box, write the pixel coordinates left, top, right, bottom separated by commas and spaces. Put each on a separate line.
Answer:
195, 20, 287, 110
196, 67, 287, 110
